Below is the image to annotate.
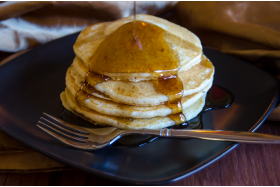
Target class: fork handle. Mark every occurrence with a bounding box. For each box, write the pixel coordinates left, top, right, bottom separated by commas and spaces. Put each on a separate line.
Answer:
131, 129, 280, 144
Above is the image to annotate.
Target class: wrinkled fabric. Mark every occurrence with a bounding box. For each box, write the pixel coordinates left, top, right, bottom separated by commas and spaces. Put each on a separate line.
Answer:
176, 2, 280, 63
1, 1, 280, 172
0, 1, 176, 52
175, 2, 280, 121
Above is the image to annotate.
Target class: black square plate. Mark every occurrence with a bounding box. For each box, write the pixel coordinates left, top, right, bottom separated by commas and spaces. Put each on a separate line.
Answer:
0, 33, 278, 185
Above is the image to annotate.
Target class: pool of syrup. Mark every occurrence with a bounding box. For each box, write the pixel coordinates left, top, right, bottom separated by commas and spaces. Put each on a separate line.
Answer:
60, 85, 234, 148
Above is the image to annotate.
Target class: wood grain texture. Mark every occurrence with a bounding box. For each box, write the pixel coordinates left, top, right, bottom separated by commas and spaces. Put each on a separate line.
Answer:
58, 170, 87, 186
0, 174, 7, 185
86, 174, 127, 186
4, 173, 51, 186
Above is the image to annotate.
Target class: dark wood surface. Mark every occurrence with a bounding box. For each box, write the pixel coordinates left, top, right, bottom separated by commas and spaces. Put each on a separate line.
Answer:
1, 52, 280, 185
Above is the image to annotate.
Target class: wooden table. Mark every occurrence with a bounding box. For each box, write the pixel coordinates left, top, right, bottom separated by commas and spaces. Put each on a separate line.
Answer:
1, 52, 280, 185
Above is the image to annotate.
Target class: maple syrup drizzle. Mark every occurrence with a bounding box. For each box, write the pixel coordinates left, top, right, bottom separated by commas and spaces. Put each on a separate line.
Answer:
133, 1, 136, 37
75, 17, 186, 125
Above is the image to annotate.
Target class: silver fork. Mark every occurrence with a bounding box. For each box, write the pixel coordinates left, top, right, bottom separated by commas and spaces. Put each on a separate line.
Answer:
37, 113, 280, 150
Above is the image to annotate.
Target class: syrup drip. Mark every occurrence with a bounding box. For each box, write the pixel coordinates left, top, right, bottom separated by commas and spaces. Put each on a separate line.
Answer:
157, 75, 184, 115
75, 20, 186, 125
86, 71, 111, 87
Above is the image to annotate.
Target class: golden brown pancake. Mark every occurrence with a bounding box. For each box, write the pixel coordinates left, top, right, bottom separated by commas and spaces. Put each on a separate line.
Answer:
61, 88, 207, 129
60, 14, 215, 129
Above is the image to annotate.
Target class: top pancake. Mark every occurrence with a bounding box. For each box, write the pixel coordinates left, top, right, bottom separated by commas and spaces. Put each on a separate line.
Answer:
73, 14, 202, 81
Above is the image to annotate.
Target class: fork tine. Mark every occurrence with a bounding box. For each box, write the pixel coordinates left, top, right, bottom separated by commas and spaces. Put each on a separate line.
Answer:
37, 124, 93, 150
38, 121, 86, 142
40, 117, 87, 138
43, 113, 89, 134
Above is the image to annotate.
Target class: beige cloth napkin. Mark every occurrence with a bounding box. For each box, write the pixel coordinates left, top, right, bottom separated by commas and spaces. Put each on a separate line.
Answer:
1, 1, 280, 172
0, 130, 66, 173
0, 1, 176, 52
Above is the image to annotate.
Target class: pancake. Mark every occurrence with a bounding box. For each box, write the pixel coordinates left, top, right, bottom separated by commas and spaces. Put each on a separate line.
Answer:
61, 88, 207, 129
73, 14, 202, 81
60, 14, 215, 129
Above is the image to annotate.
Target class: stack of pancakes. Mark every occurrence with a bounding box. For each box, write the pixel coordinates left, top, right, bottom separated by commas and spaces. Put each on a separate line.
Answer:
60, 14, 214, 129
